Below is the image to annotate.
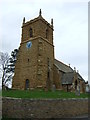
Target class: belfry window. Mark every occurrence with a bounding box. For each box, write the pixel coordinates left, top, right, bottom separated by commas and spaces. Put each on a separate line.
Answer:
29, 28, 33, 37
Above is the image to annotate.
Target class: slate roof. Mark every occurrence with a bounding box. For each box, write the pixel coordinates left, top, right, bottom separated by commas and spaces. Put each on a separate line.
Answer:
54, 59, 85, 84
54, 59, 73, 73
61, 72, 85, 84
61, 72, 74, 84
77, 73, 84, 81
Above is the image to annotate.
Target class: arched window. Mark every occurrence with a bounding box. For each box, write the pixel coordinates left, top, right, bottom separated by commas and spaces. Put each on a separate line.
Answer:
47, 58, 50, 80
47, 57, 50, 66
25, 79, 29, 90
75, 80, 77, 90
47, 71, 50, 79
46, 29, 48, 39
29, 28, 33, 37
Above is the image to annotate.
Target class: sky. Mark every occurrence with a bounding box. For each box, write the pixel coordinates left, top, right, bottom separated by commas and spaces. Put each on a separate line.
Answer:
0, 0, 89, 84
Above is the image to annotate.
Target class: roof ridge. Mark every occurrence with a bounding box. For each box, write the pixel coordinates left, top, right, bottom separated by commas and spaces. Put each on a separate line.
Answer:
64, 72, 74, 74
55, 59, 70, 68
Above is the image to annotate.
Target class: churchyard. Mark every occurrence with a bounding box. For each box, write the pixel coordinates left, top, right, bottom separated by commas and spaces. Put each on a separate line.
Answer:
2, 89, 89, 98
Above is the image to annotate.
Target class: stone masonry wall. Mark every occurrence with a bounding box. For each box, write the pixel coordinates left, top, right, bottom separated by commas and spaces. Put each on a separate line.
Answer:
53, 65, 62, 90
2, 97, 88, 119
12, 15, 54, 90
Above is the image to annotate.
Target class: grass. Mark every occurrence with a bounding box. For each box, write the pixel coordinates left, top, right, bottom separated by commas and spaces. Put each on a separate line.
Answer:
2, 90, 89, 119
2, 89, 90, 99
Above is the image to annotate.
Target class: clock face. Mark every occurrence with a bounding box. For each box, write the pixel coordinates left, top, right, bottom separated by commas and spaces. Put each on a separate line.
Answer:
26, 41, 32, 48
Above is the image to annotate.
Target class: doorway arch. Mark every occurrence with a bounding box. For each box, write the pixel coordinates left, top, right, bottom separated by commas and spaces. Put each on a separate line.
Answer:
25, 79, 29, 90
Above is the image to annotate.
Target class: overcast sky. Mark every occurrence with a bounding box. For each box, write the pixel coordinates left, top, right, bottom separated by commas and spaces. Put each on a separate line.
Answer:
0, 0, 89, 84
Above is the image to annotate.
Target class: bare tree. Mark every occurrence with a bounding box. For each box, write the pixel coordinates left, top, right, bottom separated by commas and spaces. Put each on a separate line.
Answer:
0, 52, 9, 89
0, 49, 18, 89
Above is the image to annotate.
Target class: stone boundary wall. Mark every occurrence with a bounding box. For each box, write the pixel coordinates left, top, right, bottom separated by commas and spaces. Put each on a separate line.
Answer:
0, 97, 2, 119
2, 97, 88, 119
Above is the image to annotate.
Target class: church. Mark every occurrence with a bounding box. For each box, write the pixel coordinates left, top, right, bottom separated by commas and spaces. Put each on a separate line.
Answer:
12, 10, 86, 93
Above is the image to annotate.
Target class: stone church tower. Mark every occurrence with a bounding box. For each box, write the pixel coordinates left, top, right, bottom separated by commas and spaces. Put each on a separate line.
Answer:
12, 10, 54, 90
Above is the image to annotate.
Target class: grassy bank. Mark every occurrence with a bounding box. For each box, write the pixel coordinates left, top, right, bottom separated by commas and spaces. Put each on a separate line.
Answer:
2, 89, 89, 99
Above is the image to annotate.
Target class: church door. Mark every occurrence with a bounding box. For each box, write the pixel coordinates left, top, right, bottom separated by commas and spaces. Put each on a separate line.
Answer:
25, 79, 29, 90
75, 80, 77, 90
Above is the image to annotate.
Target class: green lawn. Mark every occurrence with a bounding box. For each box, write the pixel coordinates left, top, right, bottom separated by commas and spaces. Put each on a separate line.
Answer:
2, 89, 89, 99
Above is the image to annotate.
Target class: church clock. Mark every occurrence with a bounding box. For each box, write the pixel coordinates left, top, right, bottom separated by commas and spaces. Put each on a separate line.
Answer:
12, 9, 54, 90
26, 41, 32, 48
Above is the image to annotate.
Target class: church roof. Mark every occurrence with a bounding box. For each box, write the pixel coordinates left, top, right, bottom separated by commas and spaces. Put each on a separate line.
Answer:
54, 59, 73, 73
62, 72, 85, 84
54, 59, 85, 84
62, 72, 74, 84
77, 73, 84, 81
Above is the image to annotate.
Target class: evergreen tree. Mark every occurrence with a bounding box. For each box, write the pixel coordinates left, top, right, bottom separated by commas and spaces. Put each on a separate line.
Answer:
0, 49, 18, 89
